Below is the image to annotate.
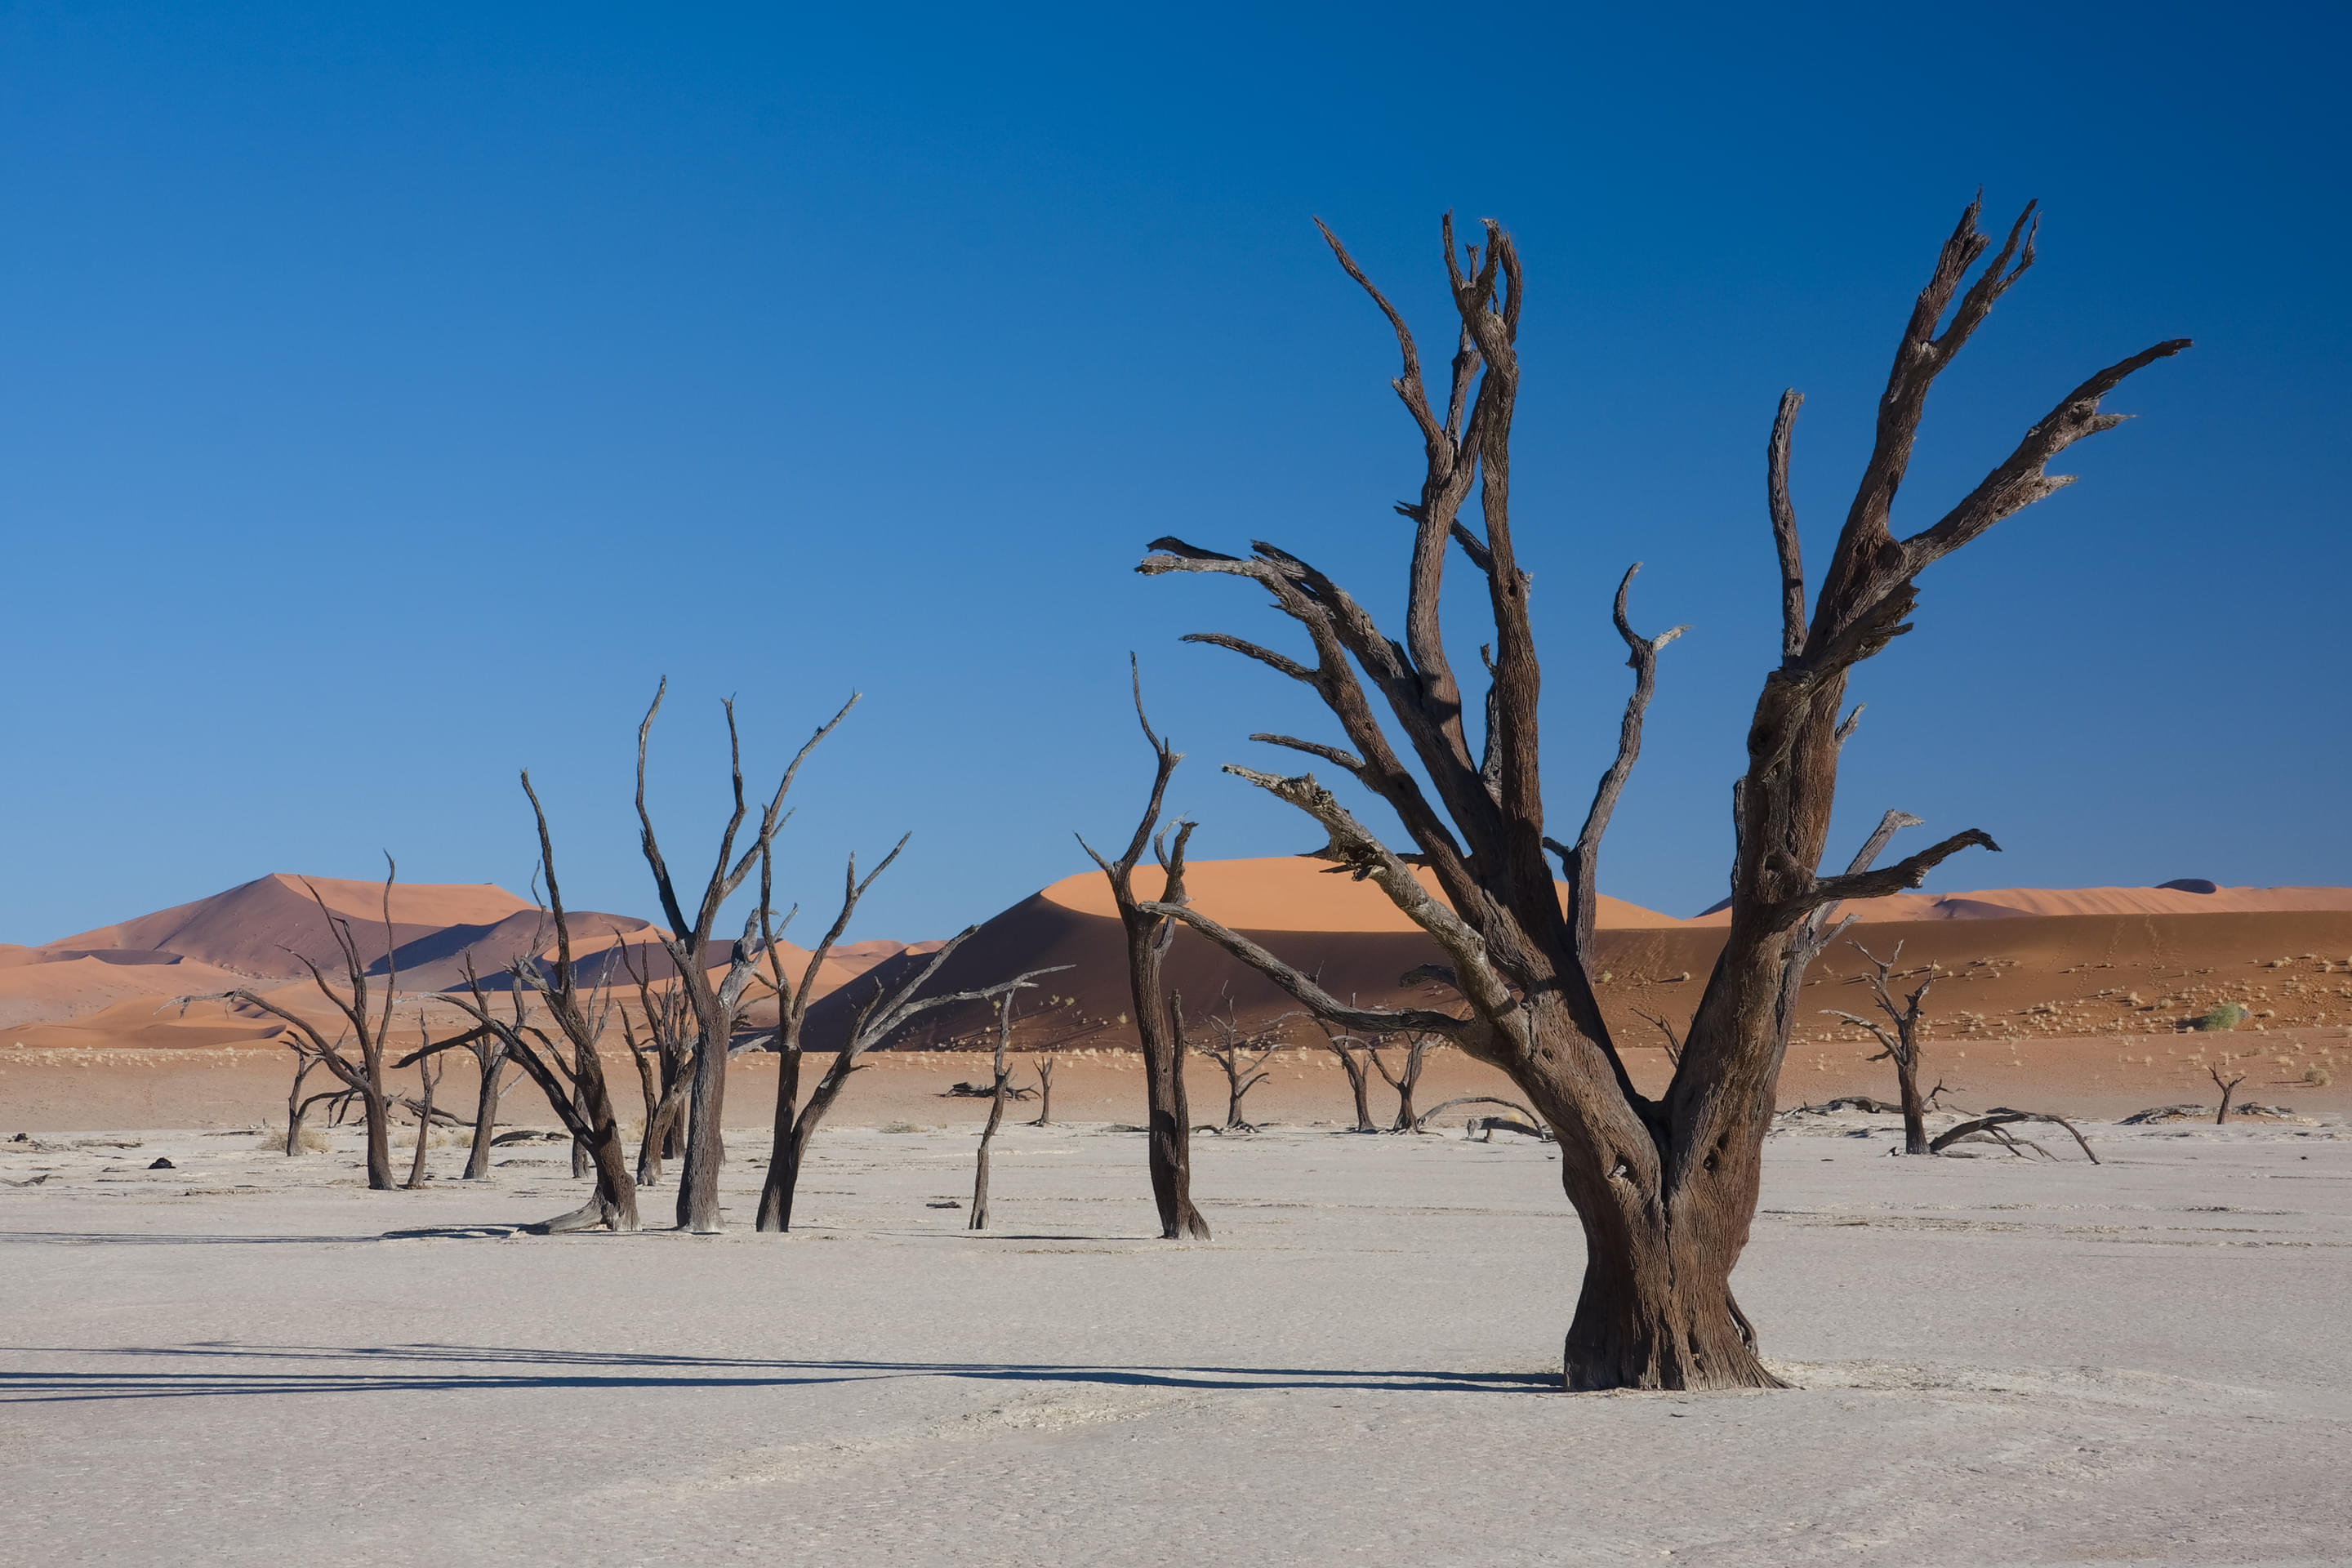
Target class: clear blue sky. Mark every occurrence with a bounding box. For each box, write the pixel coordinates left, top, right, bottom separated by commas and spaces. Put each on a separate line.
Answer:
2, 1, 2345, 945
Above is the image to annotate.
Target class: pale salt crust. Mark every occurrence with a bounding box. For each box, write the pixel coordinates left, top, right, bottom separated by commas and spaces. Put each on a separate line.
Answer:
3, 1116, 2347, 1566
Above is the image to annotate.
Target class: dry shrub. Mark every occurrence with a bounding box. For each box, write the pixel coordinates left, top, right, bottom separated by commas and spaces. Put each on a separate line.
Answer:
880, 1121, 931, 1134
2307, 1065, 2334, 1086
260, 1125, 330, 1154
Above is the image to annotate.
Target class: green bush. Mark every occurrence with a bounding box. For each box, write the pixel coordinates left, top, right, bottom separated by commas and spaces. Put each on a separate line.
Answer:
2196, 1003, 2248, 1032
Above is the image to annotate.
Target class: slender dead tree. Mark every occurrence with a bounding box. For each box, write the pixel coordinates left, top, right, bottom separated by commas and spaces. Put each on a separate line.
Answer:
1365, 1029, 1438, 1132
403, 1020, 445, 1190
1823, 941, 1936, 1155
1136, 202, 2185, 1388
436, 773, 643, 1232
280, 1047, 350, 1156
1030, 1052, 1058, 1126
2208, 1062, 2247, 1124
1079, 660, 1213, 1239
636, 683, 858, 1233
1190, 1000, 1288, 1132
969, 995, 1019, 1229
751, 834, 1067, 1231
459, 1018, 510, 1180
617, 938, 697, 1185
1311, 1015, 1380, 1133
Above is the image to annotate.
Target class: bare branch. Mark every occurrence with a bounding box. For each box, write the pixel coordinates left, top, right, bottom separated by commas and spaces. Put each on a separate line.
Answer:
1767, 390, 1806, 660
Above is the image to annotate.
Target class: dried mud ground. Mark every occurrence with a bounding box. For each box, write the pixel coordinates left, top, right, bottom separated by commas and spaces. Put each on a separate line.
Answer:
4, 1114, 2350, 1566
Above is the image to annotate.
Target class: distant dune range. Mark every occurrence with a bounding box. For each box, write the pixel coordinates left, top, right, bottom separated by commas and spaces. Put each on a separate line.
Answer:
0, 873, 918, 1049
800, 858, 2352, 1054
7, 861, 2352, 1056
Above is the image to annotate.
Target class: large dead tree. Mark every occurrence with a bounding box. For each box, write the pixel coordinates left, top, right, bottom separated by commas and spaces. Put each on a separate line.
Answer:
751, 840, 1063, 1232
1136, 202, 2185, 1388
1079, 664, 1213, 1240
636, 683, 855, 1233
1823, 941, 1935, 1154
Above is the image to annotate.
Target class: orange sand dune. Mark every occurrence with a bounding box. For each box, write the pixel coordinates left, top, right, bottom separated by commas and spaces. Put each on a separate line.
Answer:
42, 874, 537, 983
0, 955, 260, 1031
1040, 855, 1682, 932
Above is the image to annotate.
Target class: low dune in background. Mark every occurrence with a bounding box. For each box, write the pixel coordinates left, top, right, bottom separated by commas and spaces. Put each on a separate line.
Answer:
1, 872, 929, 1053
1040, 854, 1680, 930
9, 861, 2352, 1118
810, 858, 2352, 1059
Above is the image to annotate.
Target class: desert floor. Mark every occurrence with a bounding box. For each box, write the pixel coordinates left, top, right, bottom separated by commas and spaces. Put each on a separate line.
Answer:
5, 1027, 2347, 1136
3, 1106, 2349, 1566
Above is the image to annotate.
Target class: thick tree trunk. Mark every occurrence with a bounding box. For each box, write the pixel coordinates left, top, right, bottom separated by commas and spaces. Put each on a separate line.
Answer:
1392, 1062, 1420, 1131
1895, 1052, 1928, 1155
571, 1076, 594, 1178
465, 1053, 503, 1179
1343, 1056, 1374, 1132
755, 1047, 805, 1232
1561, 1201, 1782, 1391
361, 1088, 394, 1191
677, 1021, 728, 1232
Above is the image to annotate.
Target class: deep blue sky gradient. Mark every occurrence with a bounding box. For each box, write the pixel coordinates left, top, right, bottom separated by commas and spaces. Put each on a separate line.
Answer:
2, 1, 2345, 944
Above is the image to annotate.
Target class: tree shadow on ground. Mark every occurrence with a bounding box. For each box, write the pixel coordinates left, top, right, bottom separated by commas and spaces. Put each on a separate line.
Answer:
0, 1341, 1557, 1404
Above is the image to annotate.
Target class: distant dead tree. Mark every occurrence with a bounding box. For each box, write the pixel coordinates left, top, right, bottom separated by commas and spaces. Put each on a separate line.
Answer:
1030, 1053, 1058, 1126
437, 773, 643, 1232
1822, 941, 1935, 1155
635, 682, 854, 1234
282, 1043, 357, 1156
1630, 1009, 1684, 1068
1364, 1029, 1438, 1131
402, 1020, 445, 1190
1188, 998, 1290, 1132
969, 995, 1020, 1229
1310, 1014, 1379, 1133
182, 861, 457, 1191
750, 837, 1065, 1233
2208, 1061, 2248, 1123
1078, 660, 1211, 1239
1134, 202, 2183, 1387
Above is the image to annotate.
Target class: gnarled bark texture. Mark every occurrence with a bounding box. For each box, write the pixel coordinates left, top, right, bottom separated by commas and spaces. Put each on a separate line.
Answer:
1135, 203, 2183, 1388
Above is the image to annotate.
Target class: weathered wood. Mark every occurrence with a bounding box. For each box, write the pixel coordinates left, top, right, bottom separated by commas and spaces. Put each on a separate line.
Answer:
969, 996, 1018, 1229
1311, 1017, 1379, 1132
1077, 660, 1212, 1239
1365, 1029, 1438, 1131
635, 682, 858, 1232
1135, 203, 2181, 1388
183, 862, 451, 1190
441, 773, 643, 1232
